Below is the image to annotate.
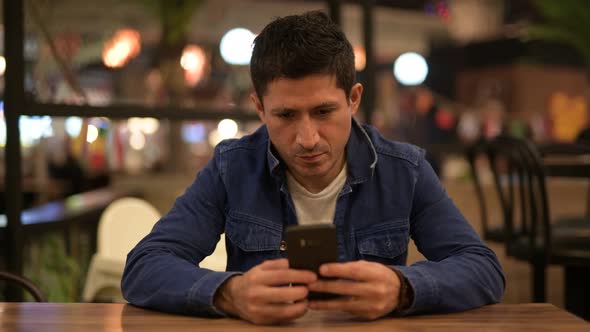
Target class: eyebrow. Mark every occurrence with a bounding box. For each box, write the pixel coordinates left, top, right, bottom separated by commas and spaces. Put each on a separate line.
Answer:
269, 101, 340, 114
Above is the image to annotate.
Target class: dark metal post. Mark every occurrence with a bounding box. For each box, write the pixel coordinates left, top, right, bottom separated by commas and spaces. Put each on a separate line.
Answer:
3, 0, 25, 301
361, 0, 375, 125
327, 0, 341, 26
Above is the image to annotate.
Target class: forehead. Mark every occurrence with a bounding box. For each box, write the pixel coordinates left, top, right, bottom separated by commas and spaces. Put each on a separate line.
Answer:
262, 74, 346, 107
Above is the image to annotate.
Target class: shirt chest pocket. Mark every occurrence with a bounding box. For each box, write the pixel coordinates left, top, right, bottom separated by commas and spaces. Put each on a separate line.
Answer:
354, 220, 410, 265
225, 211, 282, 252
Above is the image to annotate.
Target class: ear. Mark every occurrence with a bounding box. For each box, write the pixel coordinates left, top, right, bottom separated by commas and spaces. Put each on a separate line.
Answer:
250, 93, 266, 123
349, 83, 363, 116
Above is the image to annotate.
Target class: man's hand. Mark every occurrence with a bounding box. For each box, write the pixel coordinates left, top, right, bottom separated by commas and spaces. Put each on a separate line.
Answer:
307, 260, 401, 320
214, 258, 317, 325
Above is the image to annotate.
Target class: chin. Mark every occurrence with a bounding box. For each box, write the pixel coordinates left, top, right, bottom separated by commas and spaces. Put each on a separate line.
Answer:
294, 165, 329, 177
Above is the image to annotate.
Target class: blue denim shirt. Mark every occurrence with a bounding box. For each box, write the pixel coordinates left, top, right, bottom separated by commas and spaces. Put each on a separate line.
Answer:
122, 119, 505, 317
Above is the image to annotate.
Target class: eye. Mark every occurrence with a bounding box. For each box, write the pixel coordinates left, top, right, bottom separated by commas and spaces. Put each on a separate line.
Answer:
316, 108, 334, 116
277, 111, 295, 119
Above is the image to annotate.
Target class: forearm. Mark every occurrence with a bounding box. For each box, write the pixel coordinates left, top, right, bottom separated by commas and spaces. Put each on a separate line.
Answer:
122, 245, 240, 316
393, 247, 505, 315
404, 158, 505, 315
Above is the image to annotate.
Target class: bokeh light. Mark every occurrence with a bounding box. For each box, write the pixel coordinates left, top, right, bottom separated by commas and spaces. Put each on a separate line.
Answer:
127, 117, 143, 133
129, 131, 146, 150
181, 44, 207, 86
220, 28, 256, 65
127, 117, 160, 135
0, 56, 6, 76
393, 52, 429, 86
217, 119, 238, 139
140, 118, 160, 135
22, 116, 54, 141
182, 122, 206, 143
354, 46, 366, 71
86, 125, 99, 143
180, 45, 206, 72
103, 29, 141, 68
0, 112, 54, 147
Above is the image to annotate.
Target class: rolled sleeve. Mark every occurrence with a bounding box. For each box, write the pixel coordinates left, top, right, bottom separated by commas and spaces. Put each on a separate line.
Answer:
392, 265, 438, 315
186, 271, 243, 317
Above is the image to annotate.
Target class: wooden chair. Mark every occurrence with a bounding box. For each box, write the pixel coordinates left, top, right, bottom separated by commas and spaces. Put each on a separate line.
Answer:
0, 271, 47, 302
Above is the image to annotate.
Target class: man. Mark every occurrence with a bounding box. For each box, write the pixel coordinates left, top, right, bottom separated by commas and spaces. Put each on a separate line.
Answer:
122, 11, 505, 325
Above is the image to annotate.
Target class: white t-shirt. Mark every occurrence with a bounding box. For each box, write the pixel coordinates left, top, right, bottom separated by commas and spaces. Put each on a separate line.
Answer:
286, 163, 347, 225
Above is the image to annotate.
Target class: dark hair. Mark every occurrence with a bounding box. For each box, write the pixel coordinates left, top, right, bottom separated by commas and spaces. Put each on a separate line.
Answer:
250, 11, 356, 104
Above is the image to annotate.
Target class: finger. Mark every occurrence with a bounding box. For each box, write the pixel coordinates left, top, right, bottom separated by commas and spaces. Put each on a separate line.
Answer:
259, 258, 289, 270
308, 279, 370, 297
253, 269, 317, 286
319, 261, 380, 281
251, 285, 310, 304
248, 300, 309, 324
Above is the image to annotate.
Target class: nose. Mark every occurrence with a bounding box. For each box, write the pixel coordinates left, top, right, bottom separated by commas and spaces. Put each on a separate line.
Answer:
295, 117, 319, 150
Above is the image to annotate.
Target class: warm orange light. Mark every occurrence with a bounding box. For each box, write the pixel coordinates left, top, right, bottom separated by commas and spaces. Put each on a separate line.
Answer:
354, 46, 366, 71
102, 29, 141, 68
181, 45, 206, 71
181, 44, 207, 86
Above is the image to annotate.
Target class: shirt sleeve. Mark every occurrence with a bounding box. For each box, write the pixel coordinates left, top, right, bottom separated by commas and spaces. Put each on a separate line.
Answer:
121, 144, 238, 316
392, 156, 505, 315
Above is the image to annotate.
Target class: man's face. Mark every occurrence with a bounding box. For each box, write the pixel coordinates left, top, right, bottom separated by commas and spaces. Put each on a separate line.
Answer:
252, 74, 363, 192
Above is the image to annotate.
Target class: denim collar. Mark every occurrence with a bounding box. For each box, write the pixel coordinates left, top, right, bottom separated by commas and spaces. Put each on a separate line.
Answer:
265, 118, 377, 185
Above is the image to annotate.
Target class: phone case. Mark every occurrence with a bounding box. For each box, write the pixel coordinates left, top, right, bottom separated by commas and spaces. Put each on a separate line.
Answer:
285, 224, 340, 300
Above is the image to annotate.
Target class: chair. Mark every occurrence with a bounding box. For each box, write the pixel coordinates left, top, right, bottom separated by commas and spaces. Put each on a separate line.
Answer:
199, 234, 227, 272
465, 138, 506, 242
82, 197, 161, 302
537, 141, 590, 217
487, 136, 545, 300
82, 197, 229, 302
0, 271, 47, 302
520, 140, 590, 319
488, 136, 590, 318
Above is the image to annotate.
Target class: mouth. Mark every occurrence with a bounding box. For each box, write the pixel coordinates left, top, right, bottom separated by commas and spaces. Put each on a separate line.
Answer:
297, 152, 325, 163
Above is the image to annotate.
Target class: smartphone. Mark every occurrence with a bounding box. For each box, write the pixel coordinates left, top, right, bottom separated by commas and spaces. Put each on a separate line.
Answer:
285, 224, 340, 300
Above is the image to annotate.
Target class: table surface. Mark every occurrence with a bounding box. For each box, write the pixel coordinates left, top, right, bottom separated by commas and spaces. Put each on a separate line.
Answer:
0, 188, 125, 226
0, 303, 588, 332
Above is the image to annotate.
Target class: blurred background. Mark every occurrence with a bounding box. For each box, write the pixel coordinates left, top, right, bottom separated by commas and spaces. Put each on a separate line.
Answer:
1, 0, 589, 318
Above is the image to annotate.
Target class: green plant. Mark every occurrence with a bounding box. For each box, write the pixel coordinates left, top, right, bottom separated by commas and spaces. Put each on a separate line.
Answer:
24, 234, 81, 302
526, 0, 590, 64
135, 0, 204, 47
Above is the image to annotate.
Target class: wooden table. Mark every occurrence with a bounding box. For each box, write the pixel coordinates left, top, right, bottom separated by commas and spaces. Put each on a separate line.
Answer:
0, 303, 587, 331
540, 143, 590, 178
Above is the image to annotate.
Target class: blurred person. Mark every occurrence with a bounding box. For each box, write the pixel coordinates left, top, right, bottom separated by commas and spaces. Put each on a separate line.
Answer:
46, 136, 86, 196
122, 11, 505, 325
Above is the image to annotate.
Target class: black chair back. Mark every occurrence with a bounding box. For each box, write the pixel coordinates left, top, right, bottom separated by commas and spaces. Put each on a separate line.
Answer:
486, 136, 549, 302
466, 138, 506, 242
485, 137, 549, 257
485, 137, 530, 244
0, 271, 47, 302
